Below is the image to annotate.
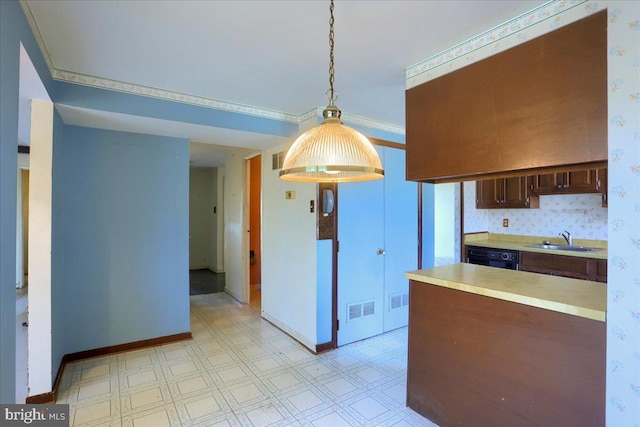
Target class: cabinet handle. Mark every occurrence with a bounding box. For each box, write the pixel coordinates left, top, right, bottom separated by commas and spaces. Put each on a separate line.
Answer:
563, 184, 568, 189
557, 185, 562, 189
526, 197, 530, 205
596, 180, 601, 190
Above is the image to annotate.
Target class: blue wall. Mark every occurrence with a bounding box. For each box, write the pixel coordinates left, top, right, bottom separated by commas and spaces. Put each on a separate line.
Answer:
0, 0, 20, 404
51, 125, 190, 371
0, 0, 56, 403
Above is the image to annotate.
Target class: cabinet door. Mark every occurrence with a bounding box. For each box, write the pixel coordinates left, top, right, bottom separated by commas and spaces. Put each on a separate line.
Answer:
532, 173, 563, 194
476, 179, 500, 208
565, 170, 599, 193
501, 176, 530, 208
595, 259, 607, 283
477, 177, 538, 209
597, 168, 607, 207
519, 252, 590, 280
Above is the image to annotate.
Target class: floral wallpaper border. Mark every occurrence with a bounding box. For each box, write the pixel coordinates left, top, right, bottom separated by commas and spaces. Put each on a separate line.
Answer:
406, 0, 589, 88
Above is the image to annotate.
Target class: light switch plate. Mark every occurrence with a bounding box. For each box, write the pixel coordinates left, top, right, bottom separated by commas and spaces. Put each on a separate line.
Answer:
285, 190, 296, 200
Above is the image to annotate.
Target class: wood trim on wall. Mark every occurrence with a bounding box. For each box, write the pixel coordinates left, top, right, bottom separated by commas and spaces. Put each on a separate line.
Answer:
25, 391, 55, 404
26, 332, 192, 404
331, 184, 339, 349
459, 183, 465, 262
315, 341, 334, 354
368, 137, 405, 151
418, 183, 423, 270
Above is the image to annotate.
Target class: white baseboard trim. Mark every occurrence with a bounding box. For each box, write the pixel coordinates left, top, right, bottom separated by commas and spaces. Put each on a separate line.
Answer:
224, 290, 242, 304
189, 265, 210, 271
261, 312, 316, 352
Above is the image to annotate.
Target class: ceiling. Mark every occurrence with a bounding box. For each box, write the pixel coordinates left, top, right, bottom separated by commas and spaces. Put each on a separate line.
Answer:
23, 0, 547, 165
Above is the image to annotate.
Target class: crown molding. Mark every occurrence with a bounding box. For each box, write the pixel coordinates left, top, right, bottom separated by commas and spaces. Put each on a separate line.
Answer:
406, 0, 587, 82
19, 0, 405, 135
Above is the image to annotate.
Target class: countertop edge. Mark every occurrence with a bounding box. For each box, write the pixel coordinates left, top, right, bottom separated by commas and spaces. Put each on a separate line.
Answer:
406, 270, 606, 322
463, 235, 607, 259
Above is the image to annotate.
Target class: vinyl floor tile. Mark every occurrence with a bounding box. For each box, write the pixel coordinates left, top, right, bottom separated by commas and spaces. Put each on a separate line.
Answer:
54, 292, 436, 426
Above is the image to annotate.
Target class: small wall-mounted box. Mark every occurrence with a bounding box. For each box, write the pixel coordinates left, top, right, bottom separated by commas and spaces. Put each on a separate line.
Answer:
285, 190, 296, 200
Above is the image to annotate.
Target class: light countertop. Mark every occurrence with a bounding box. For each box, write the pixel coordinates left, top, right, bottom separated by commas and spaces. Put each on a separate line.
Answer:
464, 233, 607, 259
406, 263, 606, 322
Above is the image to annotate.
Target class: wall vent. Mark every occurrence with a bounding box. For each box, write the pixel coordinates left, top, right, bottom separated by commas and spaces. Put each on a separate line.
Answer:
272, 151, 285, 170
349, 304, 362, 320
390, 295, 402, 310
347, 300, 375, 321
389, 293, 410, 311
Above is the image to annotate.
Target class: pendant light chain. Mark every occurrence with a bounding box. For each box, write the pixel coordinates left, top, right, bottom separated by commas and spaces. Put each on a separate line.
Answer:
328, 0, 336, 105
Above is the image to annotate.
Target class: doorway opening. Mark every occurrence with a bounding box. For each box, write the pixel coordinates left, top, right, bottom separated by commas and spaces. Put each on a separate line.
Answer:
248, 155, 262, 312
16, 164, 29, 404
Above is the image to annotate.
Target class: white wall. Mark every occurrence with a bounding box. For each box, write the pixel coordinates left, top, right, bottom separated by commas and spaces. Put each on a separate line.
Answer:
223, 149, 256, 301
27, 99, 53, 396
261, 142, 318, 350
434, 183, 455, 263
214, 167, 225, 272
464, 181, 608, 240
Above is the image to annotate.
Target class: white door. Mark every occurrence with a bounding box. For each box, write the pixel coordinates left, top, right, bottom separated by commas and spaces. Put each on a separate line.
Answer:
383, 147, 417, 332
337, 147, 385, 346
337, 146, 419, 345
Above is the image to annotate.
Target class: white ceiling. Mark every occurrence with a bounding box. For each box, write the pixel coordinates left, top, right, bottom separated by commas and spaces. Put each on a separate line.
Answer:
23, 0, 547, 164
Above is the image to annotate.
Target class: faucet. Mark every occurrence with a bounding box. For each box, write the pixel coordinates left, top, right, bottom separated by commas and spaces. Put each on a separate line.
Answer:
560, 230, 573, 246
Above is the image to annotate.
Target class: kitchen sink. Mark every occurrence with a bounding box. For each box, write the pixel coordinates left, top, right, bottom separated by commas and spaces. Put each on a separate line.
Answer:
526, 244, 602, 252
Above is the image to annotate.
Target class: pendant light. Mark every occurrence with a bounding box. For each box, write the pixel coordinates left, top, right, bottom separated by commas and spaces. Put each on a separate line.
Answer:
279, 0, 384, 182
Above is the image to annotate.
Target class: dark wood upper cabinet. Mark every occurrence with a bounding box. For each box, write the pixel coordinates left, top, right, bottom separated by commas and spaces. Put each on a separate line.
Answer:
477, 176, 539, 209
532, 169, 601, 195
406, 11, 607, 183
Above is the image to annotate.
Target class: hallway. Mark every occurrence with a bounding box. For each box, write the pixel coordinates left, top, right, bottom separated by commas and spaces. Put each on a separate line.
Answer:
54, 293, 434, 426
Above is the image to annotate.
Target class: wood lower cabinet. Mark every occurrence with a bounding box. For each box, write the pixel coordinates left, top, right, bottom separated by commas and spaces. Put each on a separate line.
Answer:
595, 259, 607, 283
476, 176, 539, 209
532, 169, 605, 195
520, 251, 607, 283
407, 280, 605, 426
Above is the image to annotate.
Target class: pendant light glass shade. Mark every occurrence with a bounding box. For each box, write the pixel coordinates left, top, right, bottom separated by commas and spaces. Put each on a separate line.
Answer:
279, 0, 384, 183
279, 106, 384, 182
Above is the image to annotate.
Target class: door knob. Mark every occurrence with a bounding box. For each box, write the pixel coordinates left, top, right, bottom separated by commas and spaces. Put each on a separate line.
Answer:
377, 248, 386, 255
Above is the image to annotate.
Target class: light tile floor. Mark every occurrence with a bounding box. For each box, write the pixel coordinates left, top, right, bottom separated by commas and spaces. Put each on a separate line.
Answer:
55, 292, 437, 427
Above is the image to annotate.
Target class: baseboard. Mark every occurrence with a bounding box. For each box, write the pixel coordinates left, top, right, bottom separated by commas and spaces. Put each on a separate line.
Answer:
315, 341, 335, 353
25, 391, 54, 404
189, 266, 209, 271
64, 332, 192, 362
261, 312, 316, 352
34, 331, 192, 404
224, 289, 243, 304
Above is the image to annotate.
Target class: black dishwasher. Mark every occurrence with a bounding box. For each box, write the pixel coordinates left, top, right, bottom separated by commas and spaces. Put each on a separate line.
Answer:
466, 246, 519, 270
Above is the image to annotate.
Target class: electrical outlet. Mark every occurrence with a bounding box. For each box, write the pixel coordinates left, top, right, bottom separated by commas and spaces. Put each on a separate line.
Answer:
503, 218, 509, 227
285, 190, 296, 200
